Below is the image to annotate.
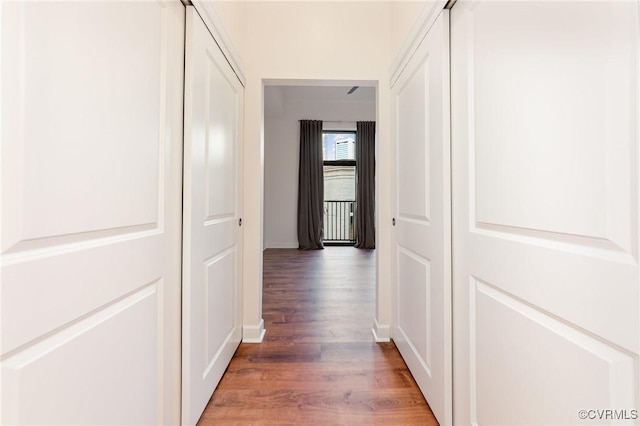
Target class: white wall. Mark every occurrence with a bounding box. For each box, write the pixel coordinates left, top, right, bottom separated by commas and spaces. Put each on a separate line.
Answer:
200, 0, 246, 56
263, 87, 375, 249
390, 1, 432, 56
242, 1, 393, 340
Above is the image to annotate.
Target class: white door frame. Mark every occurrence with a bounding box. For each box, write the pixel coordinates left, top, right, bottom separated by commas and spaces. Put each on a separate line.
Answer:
258, 78, 389, 342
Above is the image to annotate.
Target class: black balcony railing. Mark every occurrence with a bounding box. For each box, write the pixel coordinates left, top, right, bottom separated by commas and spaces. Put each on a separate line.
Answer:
323, 200, 356, 243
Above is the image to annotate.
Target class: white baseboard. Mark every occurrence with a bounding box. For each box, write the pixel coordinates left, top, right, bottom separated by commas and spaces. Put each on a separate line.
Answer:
242, 319, 266, 343
371, 318, 391, 342
264, 242, 298, 249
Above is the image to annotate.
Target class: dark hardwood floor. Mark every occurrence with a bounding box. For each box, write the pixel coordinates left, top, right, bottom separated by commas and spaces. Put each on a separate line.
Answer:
198, 247, 438, 425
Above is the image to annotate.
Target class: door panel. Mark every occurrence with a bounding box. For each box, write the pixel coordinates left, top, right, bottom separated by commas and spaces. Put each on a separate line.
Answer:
1, 1, 184, 424
451, 1, 640, 424
182, 6, 244, 425
391, 10, 452, 426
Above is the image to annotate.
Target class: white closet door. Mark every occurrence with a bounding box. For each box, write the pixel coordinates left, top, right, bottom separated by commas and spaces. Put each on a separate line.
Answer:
182, 6, 244, 425
391, 11, 452, 425
1, 1, 184, 424
451, 1, 639, 424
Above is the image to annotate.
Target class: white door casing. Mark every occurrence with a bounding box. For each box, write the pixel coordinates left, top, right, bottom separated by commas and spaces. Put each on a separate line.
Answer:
1, 1, 184, 424
451, 1, 640, 424
182, 6, 244, 425
391, 10, 452, 426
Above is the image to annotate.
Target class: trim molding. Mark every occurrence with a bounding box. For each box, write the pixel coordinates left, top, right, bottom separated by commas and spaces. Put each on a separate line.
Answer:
242, 319, 266, 343
390, 0, 448, 88
191, 0, 246, 86
265, 242, 299, 249
372, 318, 391, 342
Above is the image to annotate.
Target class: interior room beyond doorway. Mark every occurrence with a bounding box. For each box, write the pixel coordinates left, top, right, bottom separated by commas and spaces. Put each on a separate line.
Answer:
263, 84, 376, 250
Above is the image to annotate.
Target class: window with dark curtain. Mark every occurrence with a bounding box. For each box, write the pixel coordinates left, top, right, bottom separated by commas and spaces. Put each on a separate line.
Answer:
355, 121, 375, 249
297, 120, 324, 249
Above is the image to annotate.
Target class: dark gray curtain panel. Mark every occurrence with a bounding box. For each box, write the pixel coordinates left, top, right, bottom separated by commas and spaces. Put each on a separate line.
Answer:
355, 121, 376, 249
297, 120, 324, 249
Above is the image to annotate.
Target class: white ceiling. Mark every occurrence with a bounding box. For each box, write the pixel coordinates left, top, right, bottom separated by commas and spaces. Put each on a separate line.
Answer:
275, 85, 376, 103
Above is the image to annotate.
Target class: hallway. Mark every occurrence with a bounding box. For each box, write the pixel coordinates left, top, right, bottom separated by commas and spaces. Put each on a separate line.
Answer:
198, 248, 438, 424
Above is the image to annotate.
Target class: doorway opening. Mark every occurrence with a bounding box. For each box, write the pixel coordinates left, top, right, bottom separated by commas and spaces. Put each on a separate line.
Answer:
262, 80, 378, 338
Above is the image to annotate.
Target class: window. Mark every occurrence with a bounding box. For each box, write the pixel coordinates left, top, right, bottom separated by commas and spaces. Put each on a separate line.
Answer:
322, 131, 356, 244
323, 132, 356, 161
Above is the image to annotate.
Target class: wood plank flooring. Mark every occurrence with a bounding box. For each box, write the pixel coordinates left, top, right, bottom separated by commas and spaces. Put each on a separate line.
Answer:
198, 247, 438, 425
